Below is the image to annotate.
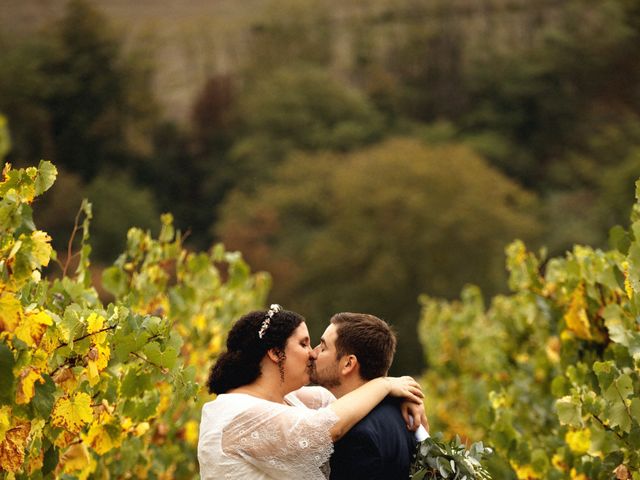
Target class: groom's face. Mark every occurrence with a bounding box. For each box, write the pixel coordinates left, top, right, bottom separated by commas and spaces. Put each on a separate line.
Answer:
310, 323, 342, 389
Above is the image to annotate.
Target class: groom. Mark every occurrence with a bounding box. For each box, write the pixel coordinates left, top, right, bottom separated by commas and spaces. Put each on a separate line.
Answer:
310, 312, 425, 480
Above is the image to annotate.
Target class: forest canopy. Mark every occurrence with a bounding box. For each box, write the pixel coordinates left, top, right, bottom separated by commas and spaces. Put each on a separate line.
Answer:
1, 0, 640, 373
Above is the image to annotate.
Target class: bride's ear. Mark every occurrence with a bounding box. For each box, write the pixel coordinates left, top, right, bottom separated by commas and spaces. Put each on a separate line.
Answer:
266, 349, 280, 363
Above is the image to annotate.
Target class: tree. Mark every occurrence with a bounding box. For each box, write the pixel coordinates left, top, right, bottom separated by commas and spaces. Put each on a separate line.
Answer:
461, 0, 640, 190
44, 0, 157, 179
216, 137, 541, 373
0, 38, 55, 166
241, 0, 333, 78
191, 74, 237, 154
84, 171, 161, 262
385, 2, 468, 122
230, 65, 385, 186
0, 0, 157, 180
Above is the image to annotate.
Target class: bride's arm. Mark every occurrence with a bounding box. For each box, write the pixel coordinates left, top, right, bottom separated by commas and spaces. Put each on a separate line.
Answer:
327, 376, 422, 441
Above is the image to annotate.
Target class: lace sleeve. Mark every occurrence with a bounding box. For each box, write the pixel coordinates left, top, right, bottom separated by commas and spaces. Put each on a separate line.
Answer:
285, 386, 336, 409
222, 402, 338, 479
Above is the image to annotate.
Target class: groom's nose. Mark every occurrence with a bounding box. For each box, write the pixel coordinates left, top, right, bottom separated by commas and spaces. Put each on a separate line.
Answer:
309, 347, 318, 359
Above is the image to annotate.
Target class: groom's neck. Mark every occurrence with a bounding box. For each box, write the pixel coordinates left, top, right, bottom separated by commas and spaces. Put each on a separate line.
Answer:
331, 375, 367, 399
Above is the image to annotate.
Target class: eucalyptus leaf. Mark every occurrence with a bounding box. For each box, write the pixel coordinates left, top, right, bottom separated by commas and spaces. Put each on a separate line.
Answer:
411, 435, 492, 479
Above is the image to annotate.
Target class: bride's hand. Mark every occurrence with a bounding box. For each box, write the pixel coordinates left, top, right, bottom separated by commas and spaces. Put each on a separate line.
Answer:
385, 376, 423, 404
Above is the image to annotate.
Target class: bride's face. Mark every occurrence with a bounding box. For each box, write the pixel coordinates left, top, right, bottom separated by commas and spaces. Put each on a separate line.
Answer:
282, 322, 315, 389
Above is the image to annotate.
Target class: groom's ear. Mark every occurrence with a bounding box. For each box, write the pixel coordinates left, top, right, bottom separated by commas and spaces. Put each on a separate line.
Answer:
341, 355, 359, 375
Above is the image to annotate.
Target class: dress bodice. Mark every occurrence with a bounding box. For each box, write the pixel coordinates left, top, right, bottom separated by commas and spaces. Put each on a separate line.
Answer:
198, 387, 337, 480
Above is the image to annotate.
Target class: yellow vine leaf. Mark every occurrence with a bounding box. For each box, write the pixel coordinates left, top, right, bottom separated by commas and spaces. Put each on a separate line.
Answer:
510, 461, 540, 479
85, 313, 110, 386
14, 310, 52, 347
30, 230, 52, 267
52, 392, 93, 433
57, 443, 96, 479
552, 454, 567, 472
158, 465, 177, 480
87, 343, 111, 386
15, 367, 44, 404
121, 417, 133, 431
53, 367, 79, 395
0, 421, 30, 473
134, 422, 150, 437
193, 314, 206, 332
38, 328, 59, 355
133, 463, 150, 479
86, 313, 104, 334
24, 420, 45, 475
208, 334, 222, 356
26, 449, 44, 475
81, 412, 122, 455
564, 283, 592, 340
176, 323, 188, 337
0, 407, 10, 443
0, 292, 21, 333
565, 429, 591, 454
157, 392, 172, 416
137, 294, 169, 316
54, 431, 77, 449
545, 336, 561, 363
622, 261, 633, 299
184, 420, 199, 446
25, 167, 37, 179
28, 419, 45, 445
570, 468, 589, 480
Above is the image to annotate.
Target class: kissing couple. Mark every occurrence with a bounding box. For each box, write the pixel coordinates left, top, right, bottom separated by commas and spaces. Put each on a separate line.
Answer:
198, 305, 429, 480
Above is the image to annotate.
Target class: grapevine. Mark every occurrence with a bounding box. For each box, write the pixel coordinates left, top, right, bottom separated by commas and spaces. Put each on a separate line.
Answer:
0, 159, 269, 479
419, 185, 640, 479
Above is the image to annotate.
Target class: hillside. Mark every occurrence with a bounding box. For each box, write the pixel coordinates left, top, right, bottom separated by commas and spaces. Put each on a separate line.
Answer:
0, 0, 563, 121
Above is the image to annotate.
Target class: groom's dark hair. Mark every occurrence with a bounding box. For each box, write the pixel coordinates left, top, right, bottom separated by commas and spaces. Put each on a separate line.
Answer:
330, 313, 396, 380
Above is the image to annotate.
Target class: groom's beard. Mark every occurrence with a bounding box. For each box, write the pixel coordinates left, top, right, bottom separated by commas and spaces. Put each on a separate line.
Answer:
309, 362, 341, 389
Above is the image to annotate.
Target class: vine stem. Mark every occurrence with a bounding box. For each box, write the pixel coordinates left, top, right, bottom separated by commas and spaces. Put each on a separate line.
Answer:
592, 413, 633, 449
55, 325, 117, 351
613, 380, 633, 423
62, 204, 85, 277
130, 351, 170, 375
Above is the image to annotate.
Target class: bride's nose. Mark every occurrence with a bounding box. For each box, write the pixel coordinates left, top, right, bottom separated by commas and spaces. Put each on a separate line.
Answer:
309, 348, 318, 360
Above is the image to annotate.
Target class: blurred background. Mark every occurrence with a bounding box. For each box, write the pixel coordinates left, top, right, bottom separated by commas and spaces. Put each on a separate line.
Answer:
1, 0, 639, 374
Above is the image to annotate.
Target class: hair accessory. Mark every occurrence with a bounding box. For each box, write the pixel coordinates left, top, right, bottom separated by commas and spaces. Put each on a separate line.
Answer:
258, 304, 282, 339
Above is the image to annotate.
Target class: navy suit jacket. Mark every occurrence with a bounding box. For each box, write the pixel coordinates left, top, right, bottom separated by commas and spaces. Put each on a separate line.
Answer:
329, 396, 417, 480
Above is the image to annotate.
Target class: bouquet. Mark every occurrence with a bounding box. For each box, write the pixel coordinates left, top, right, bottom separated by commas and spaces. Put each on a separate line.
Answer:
410, 433, 493, 480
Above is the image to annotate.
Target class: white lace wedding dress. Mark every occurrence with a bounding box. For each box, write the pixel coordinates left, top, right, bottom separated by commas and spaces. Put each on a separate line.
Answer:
198, 386, 338, 480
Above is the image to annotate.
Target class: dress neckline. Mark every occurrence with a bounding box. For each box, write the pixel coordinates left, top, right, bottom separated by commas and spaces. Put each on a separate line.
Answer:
218, 392, 289, 405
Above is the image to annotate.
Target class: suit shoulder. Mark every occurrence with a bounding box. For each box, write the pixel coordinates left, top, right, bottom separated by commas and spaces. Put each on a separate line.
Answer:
347, 400, 406, 436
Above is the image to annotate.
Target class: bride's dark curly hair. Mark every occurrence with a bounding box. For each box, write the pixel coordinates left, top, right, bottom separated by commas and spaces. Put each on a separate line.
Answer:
206, 308, 305, 394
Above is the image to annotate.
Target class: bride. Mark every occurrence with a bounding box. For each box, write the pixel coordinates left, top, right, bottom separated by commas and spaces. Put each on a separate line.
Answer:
198, 305, 424, 479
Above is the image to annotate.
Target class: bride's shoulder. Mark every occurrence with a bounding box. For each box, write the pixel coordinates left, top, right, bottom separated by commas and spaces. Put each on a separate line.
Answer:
285, 386, 336, 409
203, 393, 255, 412
204, 393, 290, 414
202, 394, 283, 428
